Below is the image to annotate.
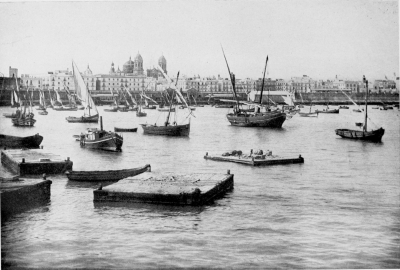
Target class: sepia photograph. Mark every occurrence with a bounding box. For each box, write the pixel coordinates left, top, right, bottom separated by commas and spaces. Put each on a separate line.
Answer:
0, 0, 399, 268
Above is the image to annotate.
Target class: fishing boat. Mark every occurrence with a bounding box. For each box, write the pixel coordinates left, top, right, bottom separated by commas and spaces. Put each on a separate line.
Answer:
35, 89, 47, 111
335, 76, 385, 142
79, 116, 123, 151
339, 105, 349, 109
141, 70, 192, 136
315, 105, 339, 114
222, 50, 286, 128
65, 164, 150, 182
12, 88, 37, 127
136, 93, 147, 117
0, 133, 43, 148
114, 127, 138, 132
299, 101, 318, 117
38, 110, 48, 115
4, 78, 22, 118
66, 61, 99, 123
214, 103, 234, 108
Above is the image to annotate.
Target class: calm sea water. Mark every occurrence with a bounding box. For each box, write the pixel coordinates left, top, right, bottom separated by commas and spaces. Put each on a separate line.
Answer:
1, 105, 399, 269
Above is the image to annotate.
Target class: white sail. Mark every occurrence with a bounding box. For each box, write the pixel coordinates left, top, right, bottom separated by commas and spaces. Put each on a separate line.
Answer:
125, 88, 137, 105
54, 89, 63, 105
72, 61, 98, 116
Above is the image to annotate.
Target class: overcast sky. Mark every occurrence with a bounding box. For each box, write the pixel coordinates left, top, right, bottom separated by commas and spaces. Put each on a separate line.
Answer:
0, 0, 398, 81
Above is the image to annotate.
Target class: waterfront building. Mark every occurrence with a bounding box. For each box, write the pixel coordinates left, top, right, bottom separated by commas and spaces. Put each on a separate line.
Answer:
373, 79, 397, 93
345, 80, 359, 93
289, 75, 313, 93
9, 66, 18, 78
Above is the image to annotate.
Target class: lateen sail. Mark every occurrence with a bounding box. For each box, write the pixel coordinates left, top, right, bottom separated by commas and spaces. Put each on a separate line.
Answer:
72, 61, 98, 116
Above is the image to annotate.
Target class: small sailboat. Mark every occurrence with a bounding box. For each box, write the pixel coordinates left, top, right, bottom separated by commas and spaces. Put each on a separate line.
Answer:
35, 89, 47, 111
12, 88, 36, 127
136, 93, 147, 117
4, 78, 21, 118
104, 89, 119, 112
335, 76, 385, 142
79, 116, 123, 151
125, 88, 138, 111
141, 70, 192, 136
66, 61, 99, 123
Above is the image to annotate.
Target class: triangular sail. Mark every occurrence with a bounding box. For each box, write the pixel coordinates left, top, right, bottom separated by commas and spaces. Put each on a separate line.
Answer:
72, 61, 98, 116
54, 89, 63, 105
125, 88, 137, 105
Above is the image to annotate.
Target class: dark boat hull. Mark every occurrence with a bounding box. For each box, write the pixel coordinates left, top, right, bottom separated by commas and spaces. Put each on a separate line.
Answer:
80, 132, 123, 151
226, 111, 286, 128
12, 116, 36, 126
335, 128, 385, 142
66, 114, 99, 123
299, 112, 318, 117
141, 123, 190, 136
0, 134, 43, 148
136, 111, 147, 117
66, 164, 151, 182
114, 127, 138, 132
104, 107, 118, 112
315, 109, 339, 114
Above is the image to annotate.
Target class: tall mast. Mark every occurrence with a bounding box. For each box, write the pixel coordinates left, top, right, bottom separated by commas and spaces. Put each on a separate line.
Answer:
259, 56, 269, 105
363, 75, 368, 132
221, 46, 240, 109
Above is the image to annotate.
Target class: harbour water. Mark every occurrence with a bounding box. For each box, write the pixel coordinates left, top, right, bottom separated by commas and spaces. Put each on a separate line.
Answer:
1, 105, 399, 269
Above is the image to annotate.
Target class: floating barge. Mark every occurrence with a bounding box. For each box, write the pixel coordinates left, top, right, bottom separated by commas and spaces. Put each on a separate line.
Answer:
93, 171, 234, 206
204, 152, 304, 166
1, 149, 73, 175
1, 176, 52, 217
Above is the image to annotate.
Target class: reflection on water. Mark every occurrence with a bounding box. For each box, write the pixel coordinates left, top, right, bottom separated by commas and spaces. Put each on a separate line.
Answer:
1, 106, 400, 269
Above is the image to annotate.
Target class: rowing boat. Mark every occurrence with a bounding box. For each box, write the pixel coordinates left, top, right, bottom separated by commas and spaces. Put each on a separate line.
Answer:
65, 164, 151, 182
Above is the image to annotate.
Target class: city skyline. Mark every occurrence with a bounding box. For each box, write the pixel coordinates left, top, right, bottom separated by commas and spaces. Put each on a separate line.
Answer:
0, 0, 398, 81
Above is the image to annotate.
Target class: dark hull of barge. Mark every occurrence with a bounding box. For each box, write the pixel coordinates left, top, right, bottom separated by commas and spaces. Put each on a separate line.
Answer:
141, 123, 190, 136
0, 133, 43, 149
1, 149, 73, 175
226, 111, 286, 128
335, 128, 385, 142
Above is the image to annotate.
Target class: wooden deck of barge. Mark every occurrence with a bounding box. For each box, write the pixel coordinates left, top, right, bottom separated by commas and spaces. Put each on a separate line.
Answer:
1, 149, 73, 175
93, 171, 234, 206
204, 152, 304, 166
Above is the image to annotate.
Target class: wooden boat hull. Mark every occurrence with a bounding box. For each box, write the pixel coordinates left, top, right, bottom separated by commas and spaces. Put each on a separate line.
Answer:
315, 109, 339, 114
226, 111, 286, 128
66, 164, 151, 182
12, 116, 36, 126
215, 104, 234, 108
157, 108, 175, 112
339, 106, 349, 109
136, 112, 147, 117
104, 107, 118, 112
66, 114, 99, 123
0, 134, 43, 148
141, 123, 190, 136
54, 106, 78, 111
144, 106, 156, 110
80, 132, 123, 151
335, 128, 385, 142
299, 112, 318, 117
114, 127, 138, 132
38, 111, 48, 115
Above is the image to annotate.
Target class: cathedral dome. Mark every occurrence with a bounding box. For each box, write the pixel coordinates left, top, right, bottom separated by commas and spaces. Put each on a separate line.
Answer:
84, 64, 92, 75
123, 57, 134, 74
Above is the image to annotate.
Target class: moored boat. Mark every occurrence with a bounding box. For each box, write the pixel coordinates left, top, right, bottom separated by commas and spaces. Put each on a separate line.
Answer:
66, 164, 151, 182
339, 105, 349, 109
141, 123, 190, 136
315, 107, 339, 114
335, 76, 385, 142
79, 116, 123, 151
114, 127, 138, 132
0, 133, 43, 148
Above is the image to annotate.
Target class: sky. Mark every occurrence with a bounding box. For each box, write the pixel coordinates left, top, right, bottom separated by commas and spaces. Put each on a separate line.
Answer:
0, 0, 398, 81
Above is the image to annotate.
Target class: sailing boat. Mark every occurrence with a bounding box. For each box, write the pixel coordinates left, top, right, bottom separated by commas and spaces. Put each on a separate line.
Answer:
335, 76, 384, 142
315, 101, 339, 114
222, 49, 286, 128
117, 88, 130, 112
37, 89, 48, 115
125, 88, 138, 111
66, 61, 99, 123
136, 92, 147, 117
63, 84, 78, 111
299, 100, 318, 117
104, 88, 119, 112
3, 78, 21, 118
141, 70, 192, 136
12, 86, 36, 126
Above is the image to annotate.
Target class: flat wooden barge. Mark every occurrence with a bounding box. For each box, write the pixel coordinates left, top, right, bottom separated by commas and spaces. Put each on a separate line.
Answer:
1, 176, 52, 217
204, 152, 304, 166
93, 171, 234, 206
1, 149, 73, 175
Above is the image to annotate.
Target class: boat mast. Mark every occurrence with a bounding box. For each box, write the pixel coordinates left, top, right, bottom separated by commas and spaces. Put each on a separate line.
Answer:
259, 56, 269, 106
363, 75, 368, 132
165, 72, 179, 126
221, 46, 240, 110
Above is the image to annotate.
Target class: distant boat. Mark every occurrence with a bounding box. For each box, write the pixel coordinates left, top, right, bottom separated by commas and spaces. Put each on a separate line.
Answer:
315, 106, 339, 114
66, 61, 99, 123
141, 70, 192, 137
114, 127, 138, 132
335, 76, 385, 142
299, 101, 318, 117
0, 133, 43, 148
340, 90, 363, 113
38, 110, 48, 115
79, 116, 123, 151
339, 105, 349, 109
66, 164, 150, 182
136, 93, 147, 117
12, 86, 36, 127
158, 107, 175, 112
221, 51, 286, 128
